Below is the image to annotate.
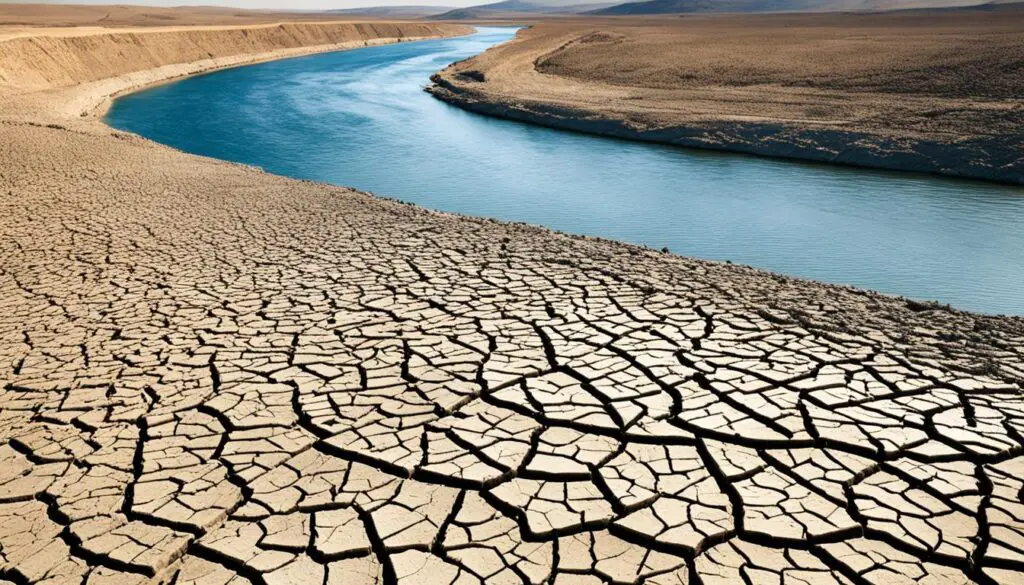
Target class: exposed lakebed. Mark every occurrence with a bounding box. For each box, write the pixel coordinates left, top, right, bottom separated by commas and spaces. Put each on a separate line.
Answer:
106, 27, 1024, 315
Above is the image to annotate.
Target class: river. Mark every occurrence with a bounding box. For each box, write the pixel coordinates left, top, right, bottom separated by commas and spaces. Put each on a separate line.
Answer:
105, 26, 1024, 315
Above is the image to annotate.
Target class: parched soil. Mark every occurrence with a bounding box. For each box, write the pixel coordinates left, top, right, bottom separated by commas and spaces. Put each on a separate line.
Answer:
429, 11, 1024, 183
536, 12, 1024, 111
1, 14, 1024, 585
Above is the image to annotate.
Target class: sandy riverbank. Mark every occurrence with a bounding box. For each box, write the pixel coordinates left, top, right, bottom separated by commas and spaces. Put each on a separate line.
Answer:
1, 16, 1023, 585
0, 21, 473, 122
429, 12, 1024, 184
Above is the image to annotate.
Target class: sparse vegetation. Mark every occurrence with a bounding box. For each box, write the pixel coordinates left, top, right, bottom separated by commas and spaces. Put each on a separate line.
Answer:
535, 12, 1024, 102
432, 9, 1024, 181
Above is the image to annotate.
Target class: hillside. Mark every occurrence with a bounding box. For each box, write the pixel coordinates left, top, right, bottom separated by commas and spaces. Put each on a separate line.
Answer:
430, 10, 1024, 183
431, 0, 615, 19
0, 3, 337, 27
592, 0, 1005, 15
0, 21, 471, 93
327, 5, 457, 18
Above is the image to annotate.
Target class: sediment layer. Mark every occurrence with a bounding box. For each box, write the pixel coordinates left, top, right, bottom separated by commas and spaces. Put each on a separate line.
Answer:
1, 18, 1023, 585
0, 22, 473, 92
428, 17, 1024, 184
429, 79, 1024, 184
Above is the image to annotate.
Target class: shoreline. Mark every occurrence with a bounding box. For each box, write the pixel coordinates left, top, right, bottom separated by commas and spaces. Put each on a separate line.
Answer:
428, 77, 1024, 186
17, 25, 1019, 357
62, 24, 1023, 318
427, 20, 1024, 186
90, 37, 441, 120
12, 21, 1018, 315
0, 21, 474, 123
6, 24, 1020, 355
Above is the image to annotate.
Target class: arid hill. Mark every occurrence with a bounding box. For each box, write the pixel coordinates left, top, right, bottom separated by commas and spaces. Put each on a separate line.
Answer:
0, 3, 355, 28
430, 9, 1024, 182
327, 5, 459, 18
591, 0, 1008, 16
0, 21, 474, 97
430, 0, 617, 19
431, 0, 1016, 18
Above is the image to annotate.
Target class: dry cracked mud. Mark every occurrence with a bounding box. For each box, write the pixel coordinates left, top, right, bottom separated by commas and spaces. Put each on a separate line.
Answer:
2, 21, 1024, 585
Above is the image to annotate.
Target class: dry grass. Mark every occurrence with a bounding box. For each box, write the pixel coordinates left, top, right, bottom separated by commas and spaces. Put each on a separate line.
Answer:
435, 10, 1024, 140
535, 11, 1024, 100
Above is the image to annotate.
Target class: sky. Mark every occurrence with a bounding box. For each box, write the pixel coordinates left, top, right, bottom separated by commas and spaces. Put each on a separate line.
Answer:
1, 0, 478, 9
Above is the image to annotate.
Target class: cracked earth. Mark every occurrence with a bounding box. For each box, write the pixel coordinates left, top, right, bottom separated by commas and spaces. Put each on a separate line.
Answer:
3, 55, 1024, 585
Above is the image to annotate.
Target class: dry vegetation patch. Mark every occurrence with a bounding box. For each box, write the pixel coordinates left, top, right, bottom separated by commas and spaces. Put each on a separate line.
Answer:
430, 10, 1024, 182
535, 13, 1024, 100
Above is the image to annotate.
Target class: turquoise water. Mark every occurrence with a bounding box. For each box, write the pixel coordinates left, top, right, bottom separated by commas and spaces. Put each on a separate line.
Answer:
106, 27, 1024, 315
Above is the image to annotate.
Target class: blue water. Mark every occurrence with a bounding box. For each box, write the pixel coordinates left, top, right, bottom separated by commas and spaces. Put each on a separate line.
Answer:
106, 27, 1024, 315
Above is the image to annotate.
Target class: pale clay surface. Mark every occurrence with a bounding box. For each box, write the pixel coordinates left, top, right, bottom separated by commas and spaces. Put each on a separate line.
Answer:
1, 19, 1024, 585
